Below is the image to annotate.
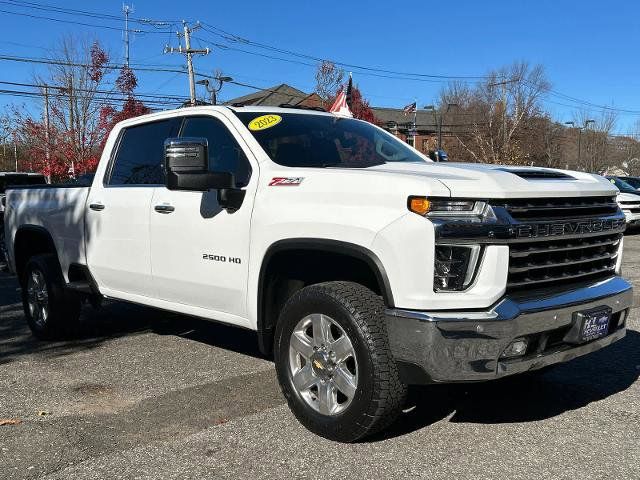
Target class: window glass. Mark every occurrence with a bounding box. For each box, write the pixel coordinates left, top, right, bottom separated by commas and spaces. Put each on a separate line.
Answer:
180, 116, 252, 187
0, 174, 46, 193
234, 112, 428, 168
109, 118, 180, 185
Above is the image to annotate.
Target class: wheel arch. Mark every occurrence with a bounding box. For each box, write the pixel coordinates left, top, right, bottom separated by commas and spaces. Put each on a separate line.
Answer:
13, 225, 58, 283
256, 238, 394, 355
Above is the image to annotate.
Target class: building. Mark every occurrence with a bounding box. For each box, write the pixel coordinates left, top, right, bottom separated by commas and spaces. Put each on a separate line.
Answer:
226, 84, 324, 109
225, 84, 443, 156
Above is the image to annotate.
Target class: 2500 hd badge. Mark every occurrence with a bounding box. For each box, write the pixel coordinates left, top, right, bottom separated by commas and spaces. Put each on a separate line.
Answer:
202, 254, 241, 264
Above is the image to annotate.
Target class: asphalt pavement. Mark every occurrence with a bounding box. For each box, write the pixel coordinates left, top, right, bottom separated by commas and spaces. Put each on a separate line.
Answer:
1, 235, 639, 479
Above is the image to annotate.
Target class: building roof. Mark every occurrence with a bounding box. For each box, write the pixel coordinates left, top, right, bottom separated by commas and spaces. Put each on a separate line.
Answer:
226, 83, 315, 107
372, 107, 437, 131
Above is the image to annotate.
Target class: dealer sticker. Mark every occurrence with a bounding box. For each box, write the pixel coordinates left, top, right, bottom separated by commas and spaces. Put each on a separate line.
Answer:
248, 114, 282, 131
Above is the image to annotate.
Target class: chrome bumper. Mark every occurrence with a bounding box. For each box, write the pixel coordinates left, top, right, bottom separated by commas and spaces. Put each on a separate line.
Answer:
385, 276, 633, 384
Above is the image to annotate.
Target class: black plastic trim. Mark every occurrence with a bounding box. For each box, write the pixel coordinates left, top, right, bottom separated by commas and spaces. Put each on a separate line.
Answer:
67, 262, 102, 297
256, 238, 395, 354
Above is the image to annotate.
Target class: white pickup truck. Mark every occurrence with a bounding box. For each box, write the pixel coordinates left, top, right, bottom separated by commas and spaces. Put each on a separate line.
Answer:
3, 105, 633, 441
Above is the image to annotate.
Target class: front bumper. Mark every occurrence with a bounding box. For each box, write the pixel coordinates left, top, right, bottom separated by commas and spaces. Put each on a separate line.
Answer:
385, 276, 632, 384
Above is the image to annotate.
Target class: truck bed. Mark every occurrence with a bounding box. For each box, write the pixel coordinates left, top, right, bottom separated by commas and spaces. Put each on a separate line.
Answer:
4, 185, 90, 281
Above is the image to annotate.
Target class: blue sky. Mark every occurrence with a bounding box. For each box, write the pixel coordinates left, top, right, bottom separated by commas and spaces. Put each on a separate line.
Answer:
1, 0, 639, 132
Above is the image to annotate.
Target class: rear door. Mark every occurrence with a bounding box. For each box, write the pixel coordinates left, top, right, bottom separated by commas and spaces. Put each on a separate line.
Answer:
149, 113, 256, 321
85, 117, 180, 298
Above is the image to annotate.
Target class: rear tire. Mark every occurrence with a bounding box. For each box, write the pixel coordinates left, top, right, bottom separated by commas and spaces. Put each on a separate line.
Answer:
274, 281, 407, 442
22, 254, 81, 339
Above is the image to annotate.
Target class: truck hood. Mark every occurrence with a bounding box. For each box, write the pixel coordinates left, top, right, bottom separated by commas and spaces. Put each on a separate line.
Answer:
366, 162, 618, 198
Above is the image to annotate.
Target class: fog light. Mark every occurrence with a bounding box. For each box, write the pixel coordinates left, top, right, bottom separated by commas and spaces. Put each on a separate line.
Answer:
501, 338, 528, 358
434, 245, 481, 291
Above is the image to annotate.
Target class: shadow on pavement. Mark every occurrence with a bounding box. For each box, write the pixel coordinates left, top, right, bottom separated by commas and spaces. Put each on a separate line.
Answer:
3, 271, 639, 442
370, 329, 640, 441
0, 273, 264, 365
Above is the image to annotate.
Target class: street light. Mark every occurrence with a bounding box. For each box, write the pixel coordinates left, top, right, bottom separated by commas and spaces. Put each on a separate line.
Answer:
196, 75, 233, 105
564, 120, 595, 169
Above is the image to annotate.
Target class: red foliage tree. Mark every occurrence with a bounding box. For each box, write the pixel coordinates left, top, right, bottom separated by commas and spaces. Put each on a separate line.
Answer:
13, 41, 150, 181
98, 66, 150, 148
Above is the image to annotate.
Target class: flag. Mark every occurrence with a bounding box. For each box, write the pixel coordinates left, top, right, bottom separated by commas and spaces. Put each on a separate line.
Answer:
345, 72, 353, 109
329, 82, 353, 117
403, 101, 417, 115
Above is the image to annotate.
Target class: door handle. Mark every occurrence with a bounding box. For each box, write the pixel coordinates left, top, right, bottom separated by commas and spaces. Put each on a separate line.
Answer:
154, 204, 175, 214
89, 203, 105, 211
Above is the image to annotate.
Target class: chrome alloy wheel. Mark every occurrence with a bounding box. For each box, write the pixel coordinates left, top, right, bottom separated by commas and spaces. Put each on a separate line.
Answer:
288, 313, 358, 416
27, 269, 49, 328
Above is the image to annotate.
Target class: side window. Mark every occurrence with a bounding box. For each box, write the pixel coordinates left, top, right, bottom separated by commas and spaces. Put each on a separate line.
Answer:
109, 118, 180, 186
180, 116, 252, 187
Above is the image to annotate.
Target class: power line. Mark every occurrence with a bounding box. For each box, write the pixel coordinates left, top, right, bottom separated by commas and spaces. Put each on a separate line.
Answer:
0, 6, 172, 34
199, 24, 489, 81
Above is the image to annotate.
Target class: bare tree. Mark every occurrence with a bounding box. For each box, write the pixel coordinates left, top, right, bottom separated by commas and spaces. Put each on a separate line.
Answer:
439, 61, 551, 164
572, 110, 617, 173
34, 36, 113, 175
314, 60, 345, 106
0, 110, 14, 170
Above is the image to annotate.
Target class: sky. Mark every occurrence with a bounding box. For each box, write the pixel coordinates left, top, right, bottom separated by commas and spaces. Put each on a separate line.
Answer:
1, 0, 639, 132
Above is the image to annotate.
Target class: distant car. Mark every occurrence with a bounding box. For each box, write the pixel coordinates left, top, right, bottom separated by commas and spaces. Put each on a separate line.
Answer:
617, 176, 640, 190
606, 176, 640, 226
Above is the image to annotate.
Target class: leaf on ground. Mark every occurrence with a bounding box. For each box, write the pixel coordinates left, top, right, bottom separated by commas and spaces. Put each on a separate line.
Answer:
213, 418, 228, 425
36, 410, 51, 417
0, 418, 22, 426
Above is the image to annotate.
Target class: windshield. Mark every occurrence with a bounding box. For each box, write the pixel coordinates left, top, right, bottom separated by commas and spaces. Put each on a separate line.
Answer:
620, 177, 640, 189
607, 176, 639, 194
234, 112, 428, 168
0, 174, 46, 193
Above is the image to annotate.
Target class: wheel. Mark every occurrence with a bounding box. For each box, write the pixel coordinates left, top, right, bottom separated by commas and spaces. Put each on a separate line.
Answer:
274, 281, 407, 442
22, 254, 81, 339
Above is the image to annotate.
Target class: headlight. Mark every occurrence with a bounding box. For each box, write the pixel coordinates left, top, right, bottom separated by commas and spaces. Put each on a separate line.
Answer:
434, 245, 481, 291
408, 196, 492, 219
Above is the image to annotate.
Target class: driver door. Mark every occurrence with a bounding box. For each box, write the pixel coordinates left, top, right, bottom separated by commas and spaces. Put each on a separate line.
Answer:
149, 113, 256, 323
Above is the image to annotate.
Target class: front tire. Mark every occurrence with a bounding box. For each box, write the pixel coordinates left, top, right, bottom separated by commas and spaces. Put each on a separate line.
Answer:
22, 254, 81, 339
274, 281, 407, 442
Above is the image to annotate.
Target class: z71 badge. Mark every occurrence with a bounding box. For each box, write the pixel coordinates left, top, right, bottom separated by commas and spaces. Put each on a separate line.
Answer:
269, 177, 304, 186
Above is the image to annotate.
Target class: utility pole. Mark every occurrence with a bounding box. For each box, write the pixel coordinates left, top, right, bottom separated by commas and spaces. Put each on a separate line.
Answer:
164, 22, 210, 105
68, 77, 76, 178
43, 84, 51, 182
123, 4, 133, 67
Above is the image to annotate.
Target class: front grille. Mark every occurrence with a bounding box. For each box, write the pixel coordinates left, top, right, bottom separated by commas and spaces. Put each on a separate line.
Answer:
493, 196, 623, 291
494, 196, 618, 221
507, 232, 621, 290
620, 201, 640, 213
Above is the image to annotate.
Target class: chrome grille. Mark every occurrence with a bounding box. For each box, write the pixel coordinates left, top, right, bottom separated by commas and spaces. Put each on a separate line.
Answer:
493, 196, 623, 291
494, 196, 618, 221
620, 200, 640, 213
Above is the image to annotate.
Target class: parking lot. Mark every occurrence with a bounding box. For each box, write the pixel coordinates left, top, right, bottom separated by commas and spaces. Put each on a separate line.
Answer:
0, 236, 638, 480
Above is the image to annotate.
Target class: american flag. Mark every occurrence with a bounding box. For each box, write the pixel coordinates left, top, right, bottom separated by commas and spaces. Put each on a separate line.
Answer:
403, 101, 417, 115
329, 73, 353, 117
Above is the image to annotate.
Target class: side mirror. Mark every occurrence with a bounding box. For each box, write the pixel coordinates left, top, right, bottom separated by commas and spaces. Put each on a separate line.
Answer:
163, 137, 246, 211
164, 137, 235, 191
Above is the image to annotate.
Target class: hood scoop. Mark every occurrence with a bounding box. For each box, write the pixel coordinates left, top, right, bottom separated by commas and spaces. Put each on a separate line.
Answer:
497, 168, 575, 180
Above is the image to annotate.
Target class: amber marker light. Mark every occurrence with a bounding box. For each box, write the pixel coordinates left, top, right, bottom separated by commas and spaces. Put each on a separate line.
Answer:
408, 196, 431, 216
